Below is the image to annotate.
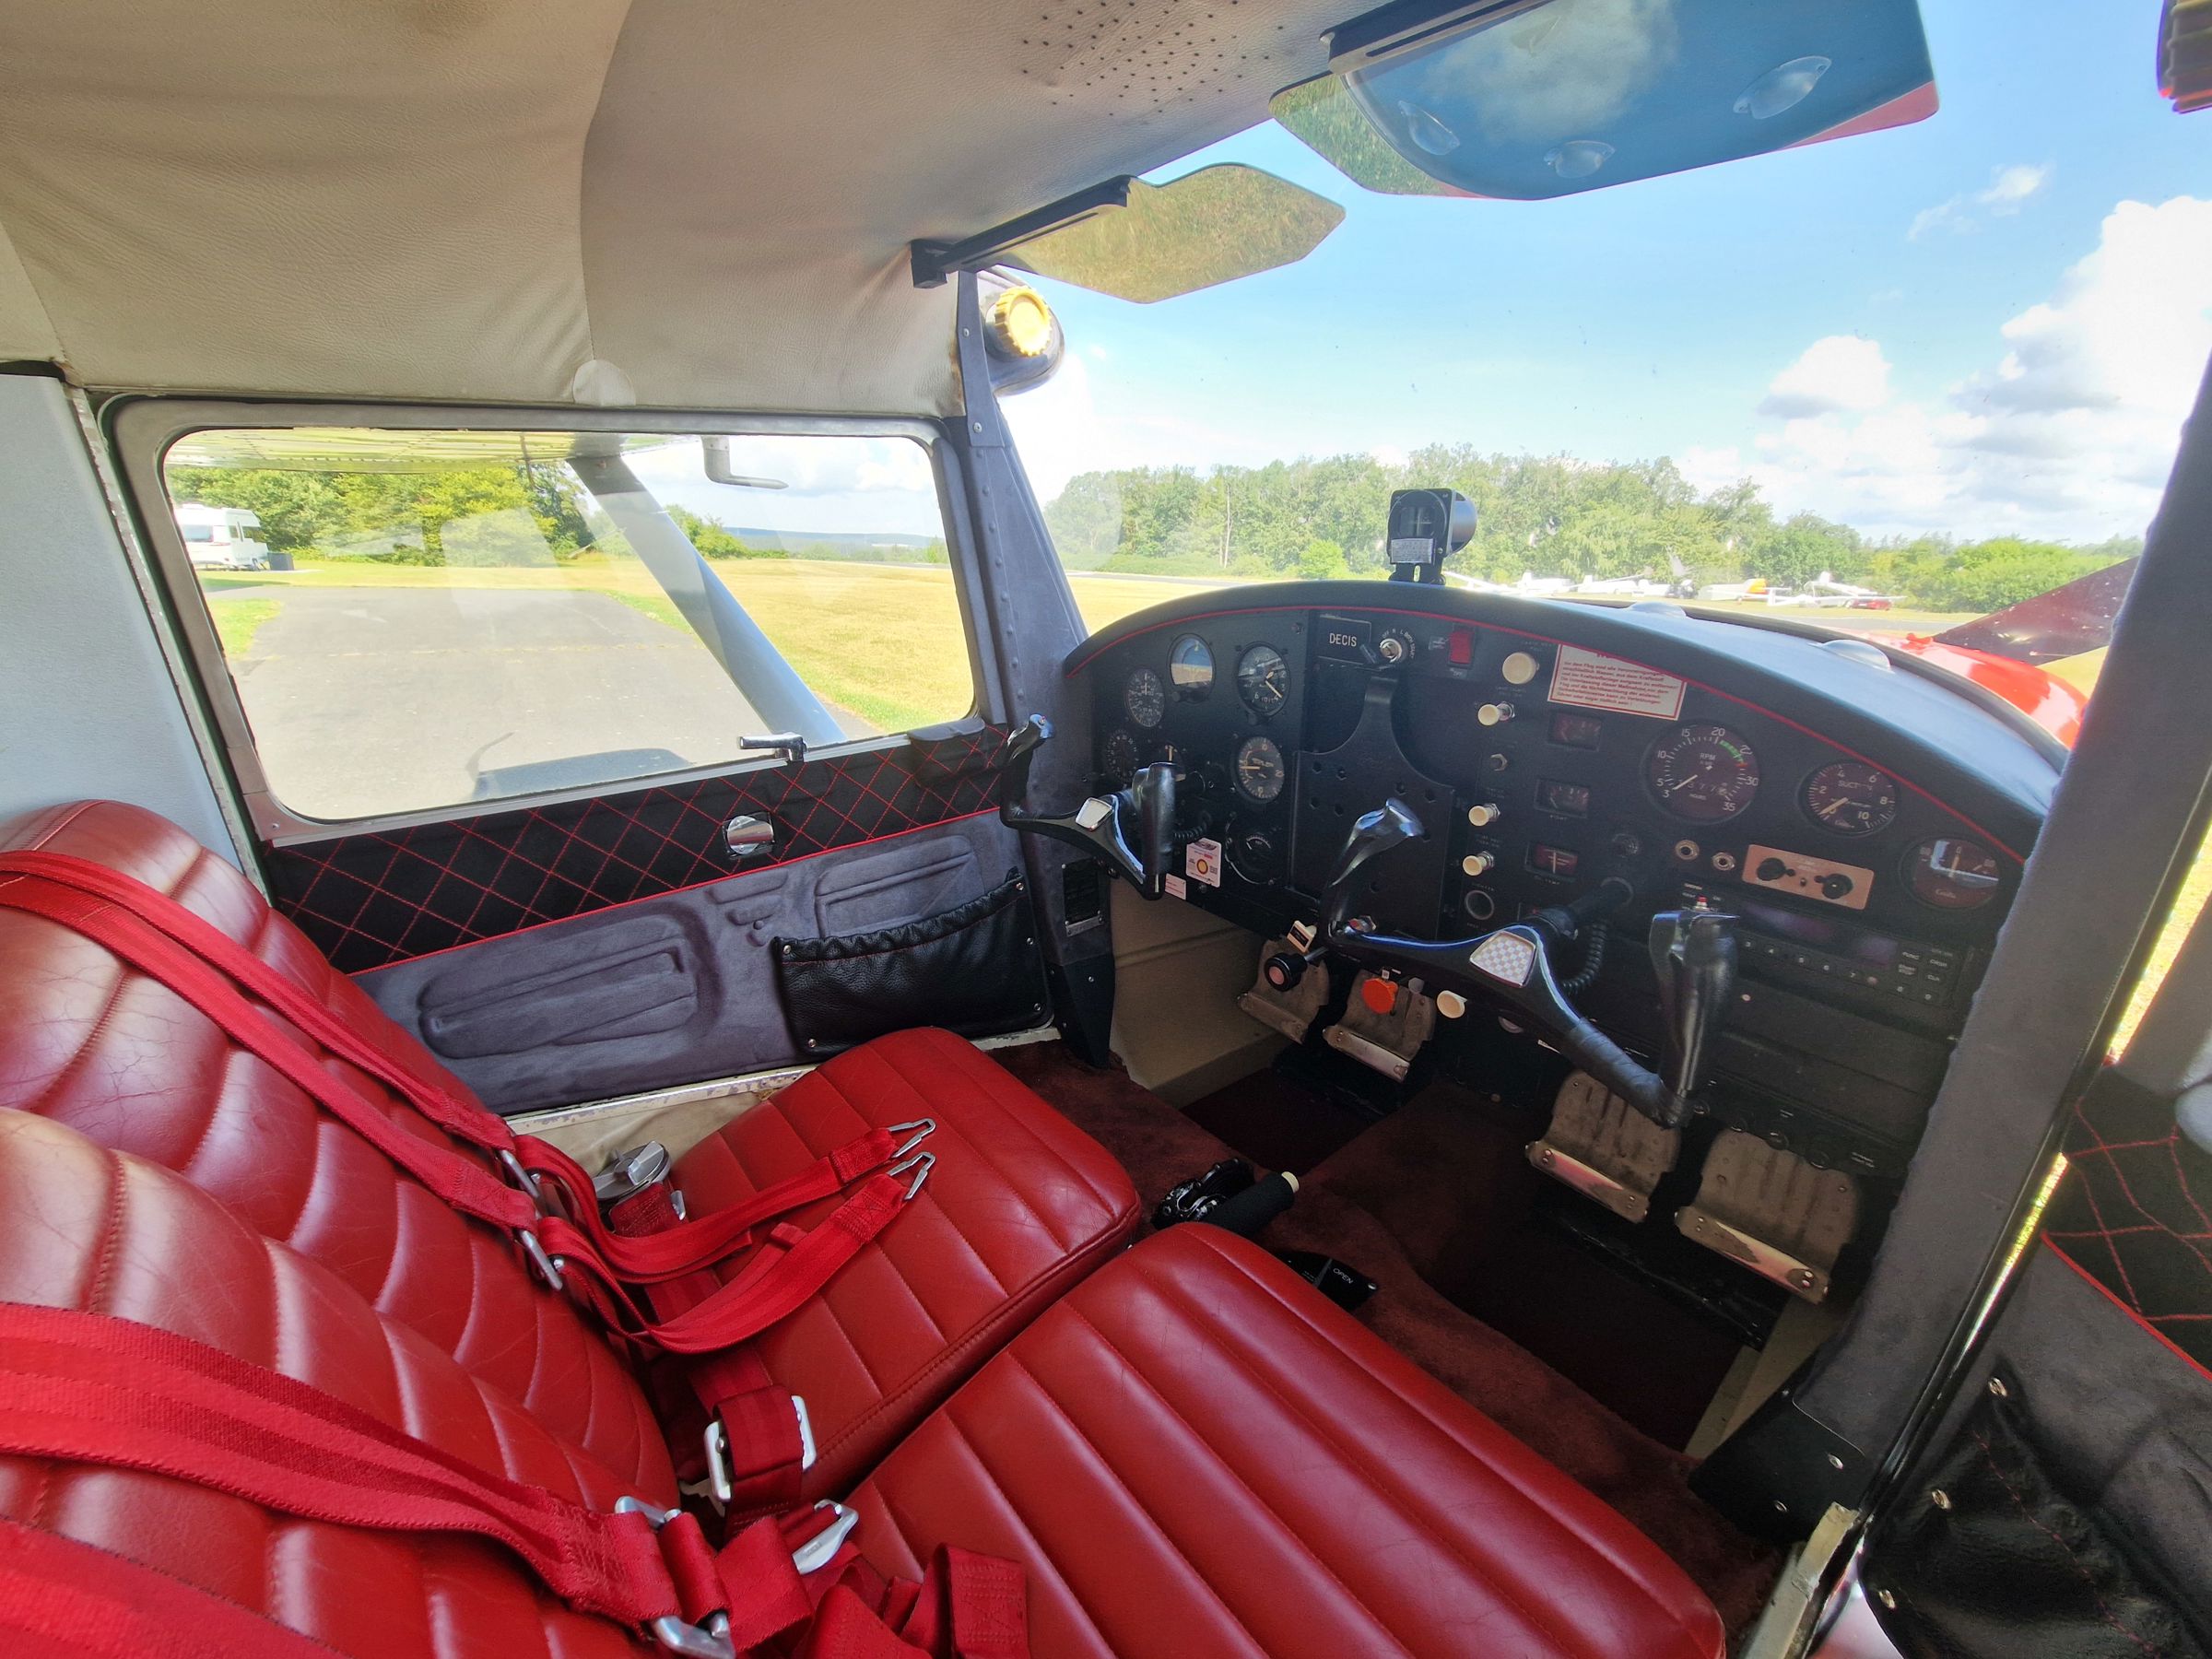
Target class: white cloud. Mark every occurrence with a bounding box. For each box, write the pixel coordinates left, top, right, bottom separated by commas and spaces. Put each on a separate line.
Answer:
1909, 162, 2052, 240
1696, 195, 2212, 540
1759, 335, 1891, 418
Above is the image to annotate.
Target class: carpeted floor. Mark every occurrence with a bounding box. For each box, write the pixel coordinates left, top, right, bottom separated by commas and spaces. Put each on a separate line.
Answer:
992, 1039, 1781, 1634
1183, 1067, 1372, 1174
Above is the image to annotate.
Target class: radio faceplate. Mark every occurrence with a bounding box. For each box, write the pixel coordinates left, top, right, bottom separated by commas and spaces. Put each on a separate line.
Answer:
1680, 881, 1972, 1020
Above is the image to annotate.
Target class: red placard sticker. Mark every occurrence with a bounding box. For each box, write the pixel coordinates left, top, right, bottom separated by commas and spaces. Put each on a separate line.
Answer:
1548, 644, 1686, 720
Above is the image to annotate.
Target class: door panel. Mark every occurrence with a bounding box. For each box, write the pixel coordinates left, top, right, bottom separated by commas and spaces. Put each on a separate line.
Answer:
265, 726, 1009, 973
357, 805, 1023, 1113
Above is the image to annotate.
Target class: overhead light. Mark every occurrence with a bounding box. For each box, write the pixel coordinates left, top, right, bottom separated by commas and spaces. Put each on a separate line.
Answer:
984, 285, 1056, 359
1735, 55, 1831, 119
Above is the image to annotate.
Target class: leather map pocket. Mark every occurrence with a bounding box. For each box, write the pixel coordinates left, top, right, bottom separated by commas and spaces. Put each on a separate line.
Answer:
772, 872, 1044, 1055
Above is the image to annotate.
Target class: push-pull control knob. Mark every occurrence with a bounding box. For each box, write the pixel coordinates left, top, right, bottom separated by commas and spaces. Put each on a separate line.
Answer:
1465, 802, 1503, 829
1263, 947, 1324, 991
1462, 851, 1497, 877
1477, 701, 1516, 727
1820, 872, 1856, 900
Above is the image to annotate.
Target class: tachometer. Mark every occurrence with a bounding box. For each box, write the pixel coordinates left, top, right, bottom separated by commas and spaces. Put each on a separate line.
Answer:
1904, 837, 2003, 910
1645, 724, 1761, 823
1804, 761, 1899, 836
1124, 668, 1166, 729
1168, 635, 1214, 696
1234, 735, 1286, 804
1235, 644, 1288, 717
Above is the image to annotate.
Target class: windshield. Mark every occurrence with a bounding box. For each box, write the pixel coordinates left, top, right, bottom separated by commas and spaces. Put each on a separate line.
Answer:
1005, 0, 2202, 724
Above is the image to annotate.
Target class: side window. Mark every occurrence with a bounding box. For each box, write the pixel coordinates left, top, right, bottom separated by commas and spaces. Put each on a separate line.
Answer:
162, 428, 971, 823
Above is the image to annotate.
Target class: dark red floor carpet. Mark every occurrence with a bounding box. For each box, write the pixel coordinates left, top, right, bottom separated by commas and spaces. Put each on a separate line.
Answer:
991, 1040, 1780, 1633
1183, 1067, 1371, 1175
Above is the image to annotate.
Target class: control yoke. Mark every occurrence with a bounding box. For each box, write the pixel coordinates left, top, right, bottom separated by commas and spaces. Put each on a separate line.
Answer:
996, 715, 1179, 898
1321, 799, 1735, 1129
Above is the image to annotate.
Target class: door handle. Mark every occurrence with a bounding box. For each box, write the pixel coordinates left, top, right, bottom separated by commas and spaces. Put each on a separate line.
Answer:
724, 814, 779, 864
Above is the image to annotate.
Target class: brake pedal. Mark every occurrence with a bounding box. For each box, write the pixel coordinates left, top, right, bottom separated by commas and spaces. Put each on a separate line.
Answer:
1527, 1070, 1680, 1224
1322, 971, 1435, 1082
1676, 1129, 1860, 1302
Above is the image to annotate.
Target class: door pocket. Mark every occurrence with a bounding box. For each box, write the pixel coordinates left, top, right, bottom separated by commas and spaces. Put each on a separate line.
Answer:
774, 873, 1043, 1055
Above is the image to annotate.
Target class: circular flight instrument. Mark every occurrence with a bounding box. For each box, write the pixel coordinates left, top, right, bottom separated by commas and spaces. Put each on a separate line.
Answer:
1803, 761, 1900, 836
1227, 826, 1281, 886
1904, 837, 2003, 910
1124, 668, 1166, 729
1236, 644, 1288, 717
1102, 729, 1139, 777
1645, 724, 1762, 823
1168, 634, 1215, 696
1234, 735, 1287, 804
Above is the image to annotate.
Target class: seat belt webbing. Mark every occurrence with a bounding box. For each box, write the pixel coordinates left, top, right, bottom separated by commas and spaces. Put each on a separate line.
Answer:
0, 1302, 1028, 1658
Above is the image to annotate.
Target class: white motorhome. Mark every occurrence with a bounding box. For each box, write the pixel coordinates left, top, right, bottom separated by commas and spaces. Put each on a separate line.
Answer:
172, 501, 271, 570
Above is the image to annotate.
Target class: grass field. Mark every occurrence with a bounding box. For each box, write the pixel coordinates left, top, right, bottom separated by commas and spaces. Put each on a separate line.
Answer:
209, 597, 280, 657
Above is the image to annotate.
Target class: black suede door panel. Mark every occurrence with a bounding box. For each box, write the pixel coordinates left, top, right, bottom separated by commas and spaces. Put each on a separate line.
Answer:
357, 815, 1023, 1113
266, 724, 1008, 974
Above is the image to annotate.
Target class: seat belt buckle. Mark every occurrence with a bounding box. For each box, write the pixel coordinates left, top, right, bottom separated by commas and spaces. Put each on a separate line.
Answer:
616, 1494, 857, 1657
595, 1140, 686, 1218
695, 1395, 816, 1511
887, 1118, 936, 1159
496, 1149, 571, 1290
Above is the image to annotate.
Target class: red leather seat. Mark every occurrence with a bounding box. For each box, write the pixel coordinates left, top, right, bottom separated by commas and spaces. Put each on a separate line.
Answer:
848, 1224, 1727, 1659
678, 1027, 1139, 1500
0, 801, 1135, 1503
0, 1107, 664, 1657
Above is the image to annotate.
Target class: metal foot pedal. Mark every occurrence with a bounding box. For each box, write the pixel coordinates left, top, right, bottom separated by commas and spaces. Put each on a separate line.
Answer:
1676, 1129, 1860, 1302
1322, 971, 1435, 1082
1238, 934, 1330, 1043
1527, 1070, 1681, 1223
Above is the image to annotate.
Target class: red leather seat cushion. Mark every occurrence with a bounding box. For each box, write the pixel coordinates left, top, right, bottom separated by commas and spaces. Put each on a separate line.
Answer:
0, 1109, 654, 1658
0, 800, 676, 1502
675, 1027, 1139, 1500
847, 1224, 1726, 1659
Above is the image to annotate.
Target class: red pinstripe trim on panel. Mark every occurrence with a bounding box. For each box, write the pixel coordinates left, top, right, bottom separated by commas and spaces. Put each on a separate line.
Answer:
352, 808, 1002, 976
2041, 1240, 2212, 1387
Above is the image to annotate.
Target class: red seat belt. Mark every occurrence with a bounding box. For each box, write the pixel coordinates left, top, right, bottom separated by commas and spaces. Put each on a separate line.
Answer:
0, 860, 930, 1360
0, 852, 923, 1283
0, 1301, 1027, 1659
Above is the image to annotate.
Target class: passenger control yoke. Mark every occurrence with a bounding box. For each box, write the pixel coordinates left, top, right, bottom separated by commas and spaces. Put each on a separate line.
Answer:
1322, 799, 1735, 1128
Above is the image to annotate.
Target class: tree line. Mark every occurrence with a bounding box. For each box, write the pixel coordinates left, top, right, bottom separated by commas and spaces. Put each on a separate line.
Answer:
1042, 447, 2138, 612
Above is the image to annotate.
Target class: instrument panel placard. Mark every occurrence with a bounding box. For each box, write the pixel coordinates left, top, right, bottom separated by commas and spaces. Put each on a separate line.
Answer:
1548, 644, 1686, 721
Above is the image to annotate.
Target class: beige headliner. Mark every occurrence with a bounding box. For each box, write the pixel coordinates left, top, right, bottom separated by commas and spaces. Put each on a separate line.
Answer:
0, 0, 1346, 416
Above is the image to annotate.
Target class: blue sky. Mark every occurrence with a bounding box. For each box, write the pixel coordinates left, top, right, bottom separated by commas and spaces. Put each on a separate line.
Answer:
1007, 0, 2212, 545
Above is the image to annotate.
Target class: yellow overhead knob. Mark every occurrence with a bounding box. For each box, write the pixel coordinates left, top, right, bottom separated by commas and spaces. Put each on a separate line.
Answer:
986, 285, 1055, 359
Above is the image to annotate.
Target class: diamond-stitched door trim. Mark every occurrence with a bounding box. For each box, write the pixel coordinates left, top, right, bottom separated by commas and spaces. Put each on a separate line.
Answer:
266, 729, 1009, 973
2041, 1074, 2212, 1373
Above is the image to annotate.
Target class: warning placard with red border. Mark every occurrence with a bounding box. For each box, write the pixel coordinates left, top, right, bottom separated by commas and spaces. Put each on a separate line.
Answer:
1547, 644, 1686, 720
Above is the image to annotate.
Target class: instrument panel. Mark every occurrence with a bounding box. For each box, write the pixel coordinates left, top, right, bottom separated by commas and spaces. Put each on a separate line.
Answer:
1076, 587, 2055, 1176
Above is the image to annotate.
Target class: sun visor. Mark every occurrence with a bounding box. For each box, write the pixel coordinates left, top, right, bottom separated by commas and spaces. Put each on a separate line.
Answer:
912, 165, 1345, 304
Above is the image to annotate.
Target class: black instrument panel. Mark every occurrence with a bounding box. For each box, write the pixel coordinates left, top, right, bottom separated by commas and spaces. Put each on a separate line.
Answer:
1076, 584, 2058, 1174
